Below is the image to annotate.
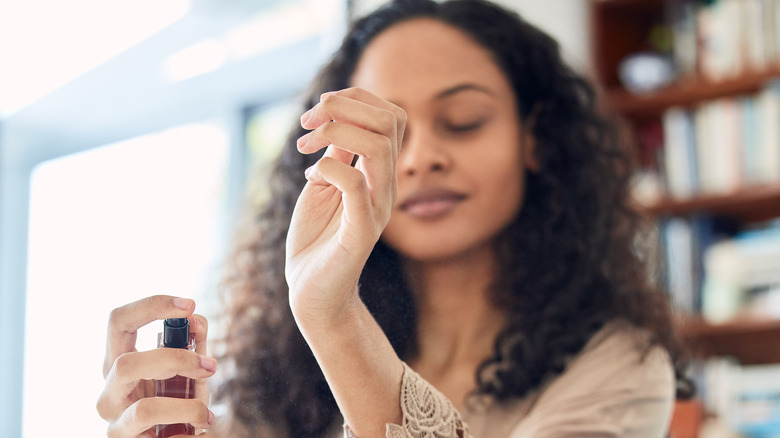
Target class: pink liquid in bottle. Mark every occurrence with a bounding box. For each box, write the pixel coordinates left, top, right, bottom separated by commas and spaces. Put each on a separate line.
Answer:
155, 318, 195, 437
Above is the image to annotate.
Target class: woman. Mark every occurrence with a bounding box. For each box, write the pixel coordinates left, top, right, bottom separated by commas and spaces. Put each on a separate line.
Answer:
97, 1, 690, 437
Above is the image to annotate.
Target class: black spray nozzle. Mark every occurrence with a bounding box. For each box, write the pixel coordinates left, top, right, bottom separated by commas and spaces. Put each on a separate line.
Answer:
163, 318, 190, 348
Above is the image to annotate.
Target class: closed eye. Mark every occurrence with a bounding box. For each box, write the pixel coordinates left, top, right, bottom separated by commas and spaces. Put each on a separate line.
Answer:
445, 120, 484, 133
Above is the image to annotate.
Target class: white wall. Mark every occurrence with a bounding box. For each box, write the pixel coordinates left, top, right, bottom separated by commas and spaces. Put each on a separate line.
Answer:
351, 0, 592, 73
495, 0, 591, 73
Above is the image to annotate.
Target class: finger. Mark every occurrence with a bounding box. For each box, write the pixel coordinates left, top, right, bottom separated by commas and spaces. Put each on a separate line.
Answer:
298, 122, 393, 164
107, 398, 214, 438
189, 314, 208, 356
109, 349, 217, 385
298, 128, 356, 167
301, 92, 401, 146
189, 314, 211, 407
305, 157, 378, 232
168, 433, 213, 438
98, 349, 217, 421
323, 143, 358, 168
318, 87, 407, 148
105, 295, 195, 378
301, 122, 395, 204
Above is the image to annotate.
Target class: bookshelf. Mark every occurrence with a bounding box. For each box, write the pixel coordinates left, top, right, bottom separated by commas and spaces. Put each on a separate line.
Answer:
680, 317, 780, 365
638, 184, 780, 223
591, 0, 780, 354
608, 66, 780, 119
591, 0, 780, 435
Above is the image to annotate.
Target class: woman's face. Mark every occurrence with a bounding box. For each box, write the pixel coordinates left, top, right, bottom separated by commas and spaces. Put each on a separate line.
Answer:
351, 18, 534, 263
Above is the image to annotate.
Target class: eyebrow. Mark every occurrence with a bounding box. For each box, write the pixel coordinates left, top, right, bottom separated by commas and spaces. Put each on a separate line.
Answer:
435, 83, 495, 100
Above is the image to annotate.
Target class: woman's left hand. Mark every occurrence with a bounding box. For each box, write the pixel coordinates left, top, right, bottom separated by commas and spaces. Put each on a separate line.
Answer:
285, 87, 406, 328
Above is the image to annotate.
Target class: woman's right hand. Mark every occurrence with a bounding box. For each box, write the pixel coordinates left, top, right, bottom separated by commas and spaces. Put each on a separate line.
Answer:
96, 295, 217, 438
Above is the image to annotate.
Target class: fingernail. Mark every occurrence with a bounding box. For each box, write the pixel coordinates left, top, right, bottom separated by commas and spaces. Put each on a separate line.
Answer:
200, 355, 217, 372
208, 409, 215, 425
304, 165, 314, 180
320, 91, 336, 101
173, 298, 193, 311
300, 109, 312, 125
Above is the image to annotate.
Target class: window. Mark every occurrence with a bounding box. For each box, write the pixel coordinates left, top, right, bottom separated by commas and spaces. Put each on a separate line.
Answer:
0, 0, 348, 435
23, 122, 229, 437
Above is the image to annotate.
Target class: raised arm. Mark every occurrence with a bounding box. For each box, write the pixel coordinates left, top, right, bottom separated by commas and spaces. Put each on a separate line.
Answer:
285, 87, 408, 437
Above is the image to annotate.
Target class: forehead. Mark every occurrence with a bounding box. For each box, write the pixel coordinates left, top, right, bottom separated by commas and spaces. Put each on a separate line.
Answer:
350, 18, 510, 102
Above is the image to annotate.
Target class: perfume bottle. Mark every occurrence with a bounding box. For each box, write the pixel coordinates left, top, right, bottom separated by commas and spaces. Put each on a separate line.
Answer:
155, 318, 195, 437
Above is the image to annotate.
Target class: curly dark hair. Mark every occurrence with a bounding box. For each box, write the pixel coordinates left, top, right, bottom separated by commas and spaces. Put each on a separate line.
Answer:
215, 0, 690, 436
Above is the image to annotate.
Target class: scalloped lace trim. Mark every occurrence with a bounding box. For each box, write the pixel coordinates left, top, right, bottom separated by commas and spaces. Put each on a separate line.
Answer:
344, 363, 470, 438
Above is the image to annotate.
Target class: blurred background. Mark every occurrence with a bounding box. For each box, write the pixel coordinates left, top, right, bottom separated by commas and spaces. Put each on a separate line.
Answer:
8, 0, 780, 436
0, 0, 588, 437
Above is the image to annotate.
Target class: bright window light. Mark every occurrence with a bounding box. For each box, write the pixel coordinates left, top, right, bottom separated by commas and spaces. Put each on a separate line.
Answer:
223, 1, 326, 61
163, 38, 227, 82
0, 0, 191, 116
23, 122, 229, 437
162, 0, 341, 83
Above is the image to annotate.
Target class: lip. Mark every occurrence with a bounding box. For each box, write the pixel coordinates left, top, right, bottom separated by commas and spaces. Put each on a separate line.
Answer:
398, 187, 468, 219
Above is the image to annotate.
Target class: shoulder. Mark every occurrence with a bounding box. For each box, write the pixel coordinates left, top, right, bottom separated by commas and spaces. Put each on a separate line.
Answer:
567, 319, 675, 391
511, 320, 675, 437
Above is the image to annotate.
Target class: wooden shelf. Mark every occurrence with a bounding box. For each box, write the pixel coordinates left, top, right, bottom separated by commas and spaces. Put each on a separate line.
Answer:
680, 317, 780, 365
638, 184, 780, 223
605, 67, 780, 119
593, 0, 663, 6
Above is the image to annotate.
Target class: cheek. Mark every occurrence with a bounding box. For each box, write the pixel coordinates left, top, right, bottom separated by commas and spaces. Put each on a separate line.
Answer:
482, 165, 525, 217
475, 142, 526, 215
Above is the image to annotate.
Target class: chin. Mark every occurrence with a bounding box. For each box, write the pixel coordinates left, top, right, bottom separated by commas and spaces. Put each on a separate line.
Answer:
382, 237, 494, 265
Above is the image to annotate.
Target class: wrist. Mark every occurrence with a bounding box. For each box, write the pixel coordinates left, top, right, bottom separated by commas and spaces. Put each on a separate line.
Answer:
290, 286, 365, 335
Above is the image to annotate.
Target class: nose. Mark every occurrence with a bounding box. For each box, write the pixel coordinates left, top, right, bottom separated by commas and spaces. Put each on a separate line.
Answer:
397, 128, 452, 177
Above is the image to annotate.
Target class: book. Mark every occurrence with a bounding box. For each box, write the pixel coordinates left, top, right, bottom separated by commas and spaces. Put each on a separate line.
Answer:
662, 217, 696, 312
668, 0, 699, 77
695, 0, 779, 80
702, 225, 780, 321
662, 107, 699, 198
696, 359, 780, 436
756, 81, 780, 184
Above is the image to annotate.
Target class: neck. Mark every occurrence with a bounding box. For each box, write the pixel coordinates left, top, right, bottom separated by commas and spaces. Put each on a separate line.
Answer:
404, 247, 506, 375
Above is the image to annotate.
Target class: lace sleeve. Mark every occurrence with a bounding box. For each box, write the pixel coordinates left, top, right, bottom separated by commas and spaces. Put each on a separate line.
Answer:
344, 362, 471, 438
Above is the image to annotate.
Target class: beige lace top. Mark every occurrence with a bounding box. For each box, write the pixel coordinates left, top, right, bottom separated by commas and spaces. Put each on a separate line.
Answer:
342, 321, 675, 438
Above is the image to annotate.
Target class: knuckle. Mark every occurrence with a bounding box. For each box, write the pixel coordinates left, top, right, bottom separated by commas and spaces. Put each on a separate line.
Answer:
142, 295, 159, 309
196, 400, 211, 422
96, 393, 111, 420
320, 93, 339, 109
314, 157, 330, 171
107, 306, 125, 328
348, 171, 368, 192
378, 110, 396, 131
106, 423, 121, 438
382, 136, 394, 154
193, 314, 208, 334
112, 352, 133, 378
341, 87, 360, 97
396, 107, 408, 126
368, 137, 393, 163
129, 398, 154, 425
368, 135, 393, 162
173, 347, 189, 364
320, 120, 337, 137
